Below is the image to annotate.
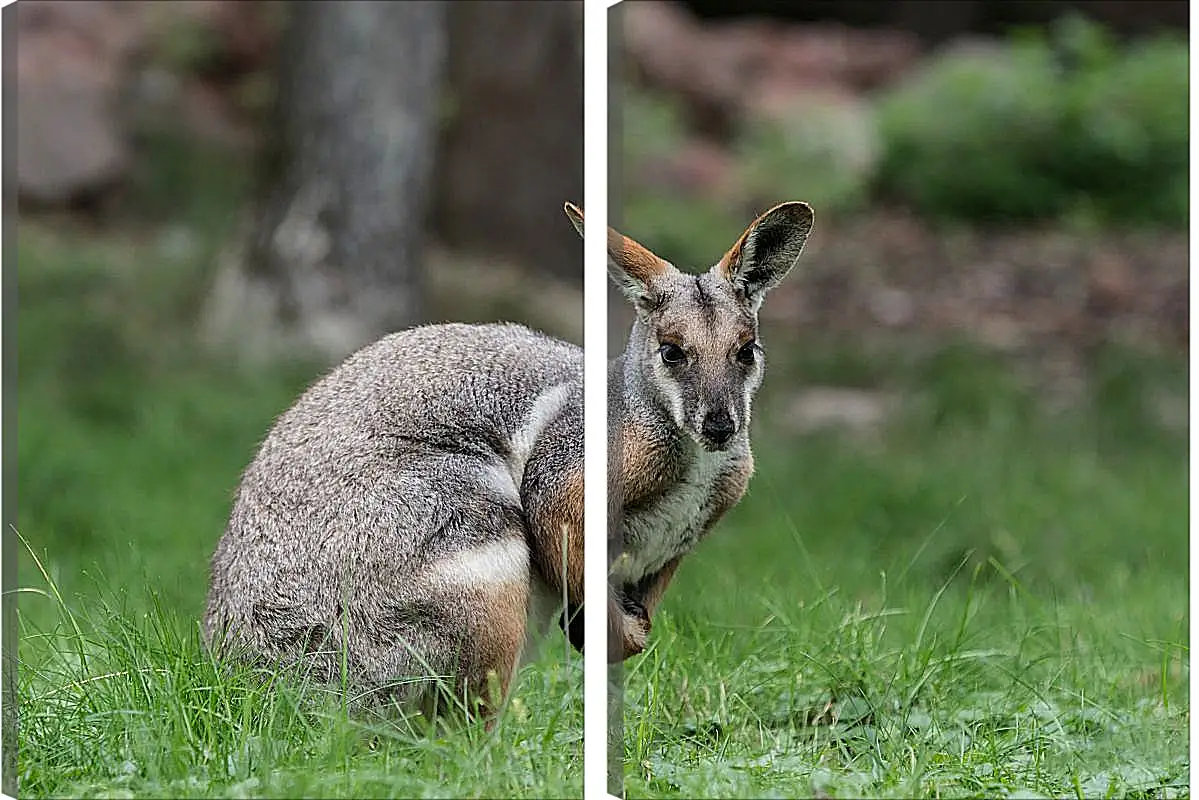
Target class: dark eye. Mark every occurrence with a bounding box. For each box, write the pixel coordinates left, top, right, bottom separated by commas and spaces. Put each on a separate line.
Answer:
736, 341, 758, 365
659, 343, 687, 365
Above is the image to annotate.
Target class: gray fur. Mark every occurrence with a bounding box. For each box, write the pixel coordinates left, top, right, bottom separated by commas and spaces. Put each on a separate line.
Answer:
204, 322, 581, 712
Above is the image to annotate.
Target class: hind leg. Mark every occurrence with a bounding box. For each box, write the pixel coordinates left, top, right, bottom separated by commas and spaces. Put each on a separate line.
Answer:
360, 533, 531, 726
432, 534, 531, 724
458, 576, 530, 726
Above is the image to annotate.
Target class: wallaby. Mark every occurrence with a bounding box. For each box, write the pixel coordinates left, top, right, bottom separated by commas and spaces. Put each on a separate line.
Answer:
203, 200, 812, 721
203, 320, 585, 721
562, 201, 814, 662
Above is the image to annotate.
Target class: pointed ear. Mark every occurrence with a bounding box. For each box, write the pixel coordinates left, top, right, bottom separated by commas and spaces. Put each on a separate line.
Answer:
563, 202, 673, 312
715, 201, 813, 310
563, 201, 585, 238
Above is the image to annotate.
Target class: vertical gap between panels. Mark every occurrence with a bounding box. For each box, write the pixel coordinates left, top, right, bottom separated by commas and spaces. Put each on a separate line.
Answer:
582, 1, 611, 798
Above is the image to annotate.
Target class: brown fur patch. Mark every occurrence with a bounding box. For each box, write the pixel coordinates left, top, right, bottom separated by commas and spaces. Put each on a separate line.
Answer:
563, 202, 671, 288
609, 227, 670, 287
466, 579, 528, 717
527, 465, 585, 604
617, 422, 687, 512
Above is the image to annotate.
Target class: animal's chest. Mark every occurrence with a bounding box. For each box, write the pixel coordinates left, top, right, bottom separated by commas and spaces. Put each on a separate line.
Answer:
612, 451, 731, 585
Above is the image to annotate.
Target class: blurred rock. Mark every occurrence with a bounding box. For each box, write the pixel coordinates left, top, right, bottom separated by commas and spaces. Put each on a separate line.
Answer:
1160, 282, 1188, 351
624, 1, 919, 140
15, 1, 142, 205
767, 23, 921, 92
19, 0, 145, 62
867, 287, 914, 328
976, 313, 1024, 350
16, 0, 276, 208
783, 387, 895, 434
1086, 252, 1136, 317
762, 210, 1188, 368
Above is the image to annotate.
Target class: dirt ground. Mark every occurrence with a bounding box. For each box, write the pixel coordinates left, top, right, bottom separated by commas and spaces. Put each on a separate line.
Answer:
765, 209, 1188, 359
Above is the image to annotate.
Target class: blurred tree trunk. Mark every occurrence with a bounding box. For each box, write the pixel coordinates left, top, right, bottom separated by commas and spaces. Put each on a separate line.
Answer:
432, 0, 583, 285
205, 1, 446, 363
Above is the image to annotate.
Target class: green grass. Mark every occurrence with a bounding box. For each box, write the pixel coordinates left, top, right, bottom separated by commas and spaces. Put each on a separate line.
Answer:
14, 221, 583, 798
16, 208, 1188, 798
619, 337, 1188, 798
18, 555, 582, 798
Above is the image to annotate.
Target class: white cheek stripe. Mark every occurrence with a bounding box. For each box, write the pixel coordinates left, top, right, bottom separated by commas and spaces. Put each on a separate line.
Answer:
428, 537, 530, 591
655, 364, 687, 430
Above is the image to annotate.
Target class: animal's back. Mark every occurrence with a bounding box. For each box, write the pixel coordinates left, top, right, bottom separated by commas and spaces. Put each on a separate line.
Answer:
274, 322, 581, 453
204, 322, 581, 702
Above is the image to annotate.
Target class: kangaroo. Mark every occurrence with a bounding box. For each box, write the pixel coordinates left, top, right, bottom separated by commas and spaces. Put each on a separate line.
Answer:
203, 200, 812, 721
560, 200, 814, 662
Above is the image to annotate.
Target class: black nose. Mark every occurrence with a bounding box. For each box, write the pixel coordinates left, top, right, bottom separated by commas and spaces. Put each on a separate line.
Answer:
702, 411, 736, 443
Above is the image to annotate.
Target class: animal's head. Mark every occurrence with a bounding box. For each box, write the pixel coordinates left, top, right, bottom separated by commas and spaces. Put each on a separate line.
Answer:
563, 201, 813, 452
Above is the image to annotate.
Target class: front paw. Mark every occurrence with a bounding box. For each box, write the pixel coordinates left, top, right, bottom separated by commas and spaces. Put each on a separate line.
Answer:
620, 595, 649, 626
562, 597, 653, 661
609, 608, 650, 663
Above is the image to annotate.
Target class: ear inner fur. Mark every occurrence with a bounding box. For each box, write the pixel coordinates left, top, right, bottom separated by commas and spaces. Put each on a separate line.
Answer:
718, 226, 753, 280
563, 201, 584, 237
717, 201, 813, 284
